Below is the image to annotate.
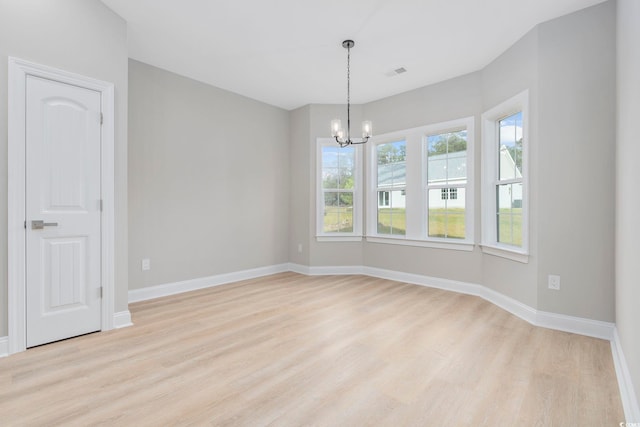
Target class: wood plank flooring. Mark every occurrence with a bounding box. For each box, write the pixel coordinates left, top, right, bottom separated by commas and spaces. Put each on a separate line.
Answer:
0, 273, 624, 426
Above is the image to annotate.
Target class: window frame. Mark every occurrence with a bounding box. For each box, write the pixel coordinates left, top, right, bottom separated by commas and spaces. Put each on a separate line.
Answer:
316, 138, 363, 241
366, 118, 474, 251
481, 90, 530, 262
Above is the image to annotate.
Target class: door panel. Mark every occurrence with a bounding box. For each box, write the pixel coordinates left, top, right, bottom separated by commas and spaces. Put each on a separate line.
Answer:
44, 237, 87, 311
26, 76, 102, 348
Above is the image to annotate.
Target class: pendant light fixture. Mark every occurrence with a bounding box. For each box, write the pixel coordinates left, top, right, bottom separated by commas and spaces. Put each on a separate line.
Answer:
331, 40, 372, 147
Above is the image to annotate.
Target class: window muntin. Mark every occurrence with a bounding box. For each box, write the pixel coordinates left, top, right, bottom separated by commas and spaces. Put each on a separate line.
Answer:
376, 140, 406, 236
426, 130, 468, 240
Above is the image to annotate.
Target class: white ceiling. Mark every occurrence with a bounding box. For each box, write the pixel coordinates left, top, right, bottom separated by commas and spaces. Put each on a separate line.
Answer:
101, 0, 605, 110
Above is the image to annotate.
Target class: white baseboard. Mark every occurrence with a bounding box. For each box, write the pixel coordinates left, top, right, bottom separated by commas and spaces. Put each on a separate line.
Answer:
289, 263, 365, 276
359, 265, 613, 340
130, 262, 615, 339
535, 310, 614, 340
113, 311, 133, 329
129, 263, 290, 303
612, 328, 640, 422
0, 336, 8, 358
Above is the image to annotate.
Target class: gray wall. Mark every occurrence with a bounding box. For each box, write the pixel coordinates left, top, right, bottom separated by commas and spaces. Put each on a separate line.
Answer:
537, 1, 616, 320
128, 60, 290, 289
294, 1, 616, 322
481, 25, 540, 309
289, 106, 311, 266
616, 0, 640, 414
363, 73, 484, 285
0, 0, 129, 335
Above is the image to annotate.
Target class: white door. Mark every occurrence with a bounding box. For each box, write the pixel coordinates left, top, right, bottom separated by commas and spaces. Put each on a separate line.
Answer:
25, 75, 102, 348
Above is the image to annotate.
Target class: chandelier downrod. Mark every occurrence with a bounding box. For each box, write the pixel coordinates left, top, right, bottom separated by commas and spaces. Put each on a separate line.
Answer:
331, 40, 372, 147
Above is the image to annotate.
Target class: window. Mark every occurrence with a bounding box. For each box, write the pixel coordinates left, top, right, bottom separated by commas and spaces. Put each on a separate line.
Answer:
497, 112, 523, 246
426, 129, 468, 240
481, 91, 529, 262
366, 117, 474, 250
376, 140, 406, 236
316, 139, 362, 240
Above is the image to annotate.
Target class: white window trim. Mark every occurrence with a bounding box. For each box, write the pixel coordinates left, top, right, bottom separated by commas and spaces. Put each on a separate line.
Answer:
315, 138, 363, 240
481, 90, 530, 263
365, 118, 474, 250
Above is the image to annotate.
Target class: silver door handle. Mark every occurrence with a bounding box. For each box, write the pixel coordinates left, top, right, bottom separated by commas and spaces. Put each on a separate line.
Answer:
31, 220, 58, 230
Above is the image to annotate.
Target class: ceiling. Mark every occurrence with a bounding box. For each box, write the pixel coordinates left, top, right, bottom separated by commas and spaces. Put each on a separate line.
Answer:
101, 0, 605, 110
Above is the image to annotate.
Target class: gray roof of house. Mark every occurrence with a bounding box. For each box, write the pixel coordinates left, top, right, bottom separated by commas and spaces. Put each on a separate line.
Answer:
377, 161, 406, 188
427, 150, 467, 183
377, 151, 467, 187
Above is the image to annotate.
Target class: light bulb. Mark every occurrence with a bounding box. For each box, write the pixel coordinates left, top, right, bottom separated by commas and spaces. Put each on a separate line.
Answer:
331, 119, 342, 137
362, 120, 372, 138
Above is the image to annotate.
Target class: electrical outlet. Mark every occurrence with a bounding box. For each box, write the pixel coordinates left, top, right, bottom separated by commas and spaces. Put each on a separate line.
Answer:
548, 274, 560, 290
142, 258, 151, 271
297, 243, 303, 253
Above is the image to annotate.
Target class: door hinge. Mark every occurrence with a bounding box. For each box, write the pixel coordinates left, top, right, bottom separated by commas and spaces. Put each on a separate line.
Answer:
99, 199, 103, 212
100, 113, 103, 125
24, 220, 27, 229
98, 287, 103, 298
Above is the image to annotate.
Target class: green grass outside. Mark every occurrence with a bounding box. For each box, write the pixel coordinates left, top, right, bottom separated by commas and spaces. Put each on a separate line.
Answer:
428, 208, 465, 239
323, 206, 353, 233
323, 206, 522, 244
377, 208, 406, 235
498, 208, 523, 246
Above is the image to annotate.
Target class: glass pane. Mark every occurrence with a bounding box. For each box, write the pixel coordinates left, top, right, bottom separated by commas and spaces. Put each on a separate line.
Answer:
427, 130, 467, 185
323, 192, 354, 233
322, 168, 339, 189
377, 141, 406, 188
377, 190, 406, 235
428, 188, 466, 239
496, 183, 523, 246
322, 146, 355, 189
499, 112, 523, 180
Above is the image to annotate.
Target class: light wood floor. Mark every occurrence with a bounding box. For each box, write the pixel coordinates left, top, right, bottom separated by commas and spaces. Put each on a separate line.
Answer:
0, 273, 624, 426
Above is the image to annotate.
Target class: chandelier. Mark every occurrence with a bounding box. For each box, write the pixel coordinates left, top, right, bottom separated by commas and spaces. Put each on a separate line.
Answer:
331, 40, 372, 147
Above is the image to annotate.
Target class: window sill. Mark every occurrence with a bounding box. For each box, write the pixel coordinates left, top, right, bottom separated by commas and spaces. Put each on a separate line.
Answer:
316, 235, 363, 242
480, 244, 529, 263
366, 236, 475, 252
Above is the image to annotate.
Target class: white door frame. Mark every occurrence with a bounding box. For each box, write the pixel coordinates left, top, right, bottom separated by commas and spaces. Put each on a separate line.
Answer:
7, 57, 116, 355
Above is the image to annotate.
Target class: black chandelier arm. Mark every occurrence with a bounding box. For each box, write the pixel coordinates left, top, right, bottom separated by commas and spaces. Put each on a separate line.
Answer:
335, 136, 352, 148
334, 135, 370, 147
350, 136, 369, 145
